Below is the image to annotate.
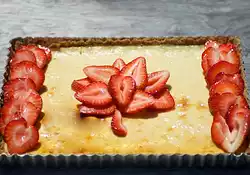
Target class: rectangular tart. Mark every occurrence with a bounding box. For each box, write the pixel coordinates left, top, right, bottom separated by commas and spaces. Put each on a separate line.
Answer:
0, 36, 249, 156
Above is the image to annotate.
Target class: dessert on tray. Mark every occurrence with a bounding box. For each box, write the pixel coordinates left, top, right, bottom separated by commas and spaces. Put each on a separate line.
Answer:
0, 37, 249, 155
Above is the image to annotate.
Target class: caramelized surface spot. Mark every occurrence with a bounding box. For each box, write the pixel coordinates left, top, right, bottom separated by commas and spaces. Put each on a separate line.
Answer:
176, 96, 191, 111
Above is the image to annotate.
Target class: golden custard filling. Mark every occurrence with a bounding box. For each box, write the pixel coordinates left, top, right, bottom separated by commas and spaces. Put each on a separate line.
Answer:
31, 45, 224, 154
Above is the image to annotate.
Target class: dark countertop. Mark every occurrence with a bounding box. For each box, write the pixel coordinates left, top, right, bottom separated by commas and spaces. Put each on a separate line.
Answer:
0, 0, 250, 174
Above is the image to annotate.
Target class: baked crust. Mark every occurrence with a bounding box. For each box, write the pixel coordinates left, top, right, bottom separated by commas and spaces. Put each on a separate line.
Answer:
0, 36, 249, 155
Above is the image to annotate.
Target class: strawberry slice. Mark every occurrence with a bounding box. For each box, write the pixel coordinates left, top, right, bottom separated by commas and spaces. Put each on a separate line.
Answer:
4, 118, 39, 154
234, 95, 249, 108
83, 65, 119, 85
20, 45, 48, 68
3, 78, 36, 102
111, 109, 127, 137
108, 75, 136, 107
10, 50, 36, 67
145, 70, 170, 94
74, 82, 112, 107
219, 49, 240, 66
0, 100, 39, 134
121, 57, 148, 89
219, 43, 236, 53
10, 61, 45, 91
38, 45, 52, 62
150, 88, 175, 111
71, 78, 91, 92
209, 80, 242, 97
227, 105, 250, 130
112, 58, 126, 71
205, 40, 219, 49
214, 73, 245, 92
208, 92, 237, 117
123, 90, 154, 114
79, 104, 116, 116
205, 61, 239, 87
211, 112, 248, 153
8, 89, 42, 112
202, 47, 220, 72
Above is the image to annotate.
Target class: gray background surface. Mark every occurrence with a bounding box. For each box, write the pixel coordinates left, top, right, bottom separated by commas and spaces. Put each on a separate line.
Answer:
1, 0, 250, 174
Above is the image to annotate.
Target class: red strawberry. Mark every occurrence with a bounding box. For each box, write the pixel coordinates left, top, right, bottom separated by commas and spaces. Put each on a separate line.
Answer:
121, 57, 147, 89
10, 61, 45, 91
71, 78, 91, 92
123, 90, 154, 114
205, 40, 219, 49
227, 105, 250, 130
209, 80, 242, 97
4, 118, 39, 154
219, 49, 240, 66
38, 45, 52, 62
112, 58, 126, 71
74, 82, 112, 107
211, 112, 248, 153
10, 50, 36, 67
0, 100, 39, 134
202, 47, 220, 73
79, 104, 116, 116
83, 65, 119, 85
219, 43, 236, 53
234, 95, 249, 108
205, 61, 239, 87
111, 109, 127, 137
108, 75, 136, 107
150, 88, 175, 111
208, 92, 237, 117
8, 89, 42, 112
20, 45, 48, 68
3, 78, 36, 102
214, 73, 245, 92
145, 70, 170, 94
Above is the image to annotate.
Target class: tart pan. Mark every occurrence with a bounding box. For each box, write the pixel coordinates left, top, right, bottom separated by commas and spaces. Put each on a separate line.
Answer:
0, 36, 250, 168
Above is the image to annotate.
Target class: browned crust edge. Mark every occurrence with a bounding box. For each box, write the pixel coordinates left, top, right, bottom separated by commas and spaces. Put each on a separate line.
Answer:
0, 36, 249, 155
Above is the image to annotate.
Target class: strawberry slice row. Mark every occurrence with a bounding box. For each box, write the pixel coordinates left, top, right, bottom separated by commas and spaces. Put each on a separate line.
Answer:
72, 57, 175, 137
1, 44, 52, 154
201, 40, 250, 153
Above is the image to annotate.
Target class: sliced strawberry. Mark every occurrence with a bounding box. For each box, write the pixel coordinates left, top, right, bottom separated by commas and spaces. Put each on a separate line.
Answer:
111, 109, 127, 137
0, 118, 6, 134
71, 78, 91, 92
0, 100, 39, 134
150, 88, 175, 111
214, 73, 245, 92
20, 45, 48, 68
4, 118, 39, 154
121, 57, 147, 89
112, 58, 126, 71
123, 90, 154, 114
108, 75, 136, 108
220, 49, 240, 66
10, 61, 45, 91
208, 92, 237, 117
211, 112, 248, 153
38, 45, 52, 62
201, 53, 209, 73
219, 43, 236, 53
3, 78, 36, 102
74, 82, 112, 107
227, 105, 250, 130
145, 70, 170, 94
202, 47, 220, 72
83, 65, 119, 85
205, 61, 239, 87
234, 95, 249, 108
8, 89, 42, 112
79, 104, 116, 116
10, 50, 36, 67
209, 80, 242, 97
205, 40, 219, 49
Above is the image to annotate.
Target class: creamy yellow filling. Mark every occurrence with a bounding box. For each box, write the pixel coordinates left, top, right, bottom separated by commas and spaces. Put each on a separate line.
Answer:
30, 45, 223, 154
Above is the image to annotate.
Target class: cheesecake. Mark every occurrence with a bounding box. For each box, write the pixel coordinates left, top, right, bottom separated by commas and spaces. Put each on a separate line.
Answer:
0, 37, 249, 155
